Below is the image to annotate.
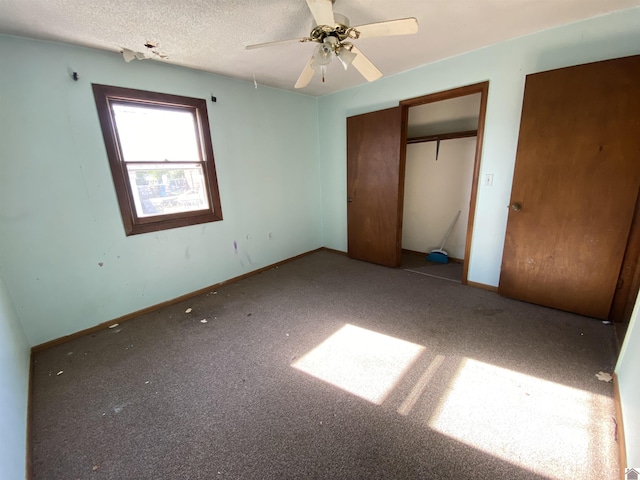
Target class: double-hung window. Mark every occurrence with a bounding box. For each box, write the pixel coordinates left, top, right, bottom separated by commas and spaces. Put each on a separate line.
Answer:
92, 84, 222, 235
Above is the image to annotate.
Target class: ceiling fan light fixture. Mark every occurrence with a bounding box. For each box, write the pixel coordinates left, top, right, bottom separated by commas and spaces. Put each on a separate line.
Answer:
310, 57, 325, 72
313, 42, 333, 66
337, 45, 357, 70
309, 57, 329, 83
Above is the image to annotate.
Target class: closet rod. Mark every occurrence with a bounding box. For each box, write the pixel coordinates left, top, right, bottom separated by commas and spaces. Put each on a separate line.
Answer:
407, 129, 477, 145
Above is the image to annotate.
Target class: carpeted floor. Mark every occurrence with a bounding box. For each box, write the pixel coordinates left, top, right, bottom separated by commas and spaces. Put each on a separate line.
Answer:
404, 262, 463, 282
31, 250, 620, 479
401, 251, 463, 282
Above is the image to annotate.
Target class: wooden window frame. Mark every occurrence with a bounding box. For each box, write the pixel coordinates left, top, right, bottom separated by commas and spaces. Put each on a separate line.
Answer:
92, 84, 223, 236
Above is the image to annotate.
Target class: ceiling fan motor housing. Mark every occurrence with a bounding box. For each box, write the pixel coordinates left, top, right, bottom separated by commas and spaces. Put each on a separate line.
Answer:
310, 13, 358, 47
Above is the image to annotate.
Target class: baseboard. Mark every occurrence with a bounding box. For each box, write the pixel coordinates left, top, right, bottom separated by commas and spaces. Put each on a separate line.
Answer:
466, 280, 499, 292
614, 323, 629, 354
321, 247, 348, 256
402, 248, 427, 256
613, 373, 627, 479
30, 246, 493, 351
32, 248, 325, 353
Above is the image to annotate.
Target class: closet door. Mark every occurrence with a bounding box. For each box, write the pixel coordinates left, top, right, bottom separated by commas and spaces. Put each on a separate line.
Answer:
347, 107, 407, 267
499, 55, 640, 319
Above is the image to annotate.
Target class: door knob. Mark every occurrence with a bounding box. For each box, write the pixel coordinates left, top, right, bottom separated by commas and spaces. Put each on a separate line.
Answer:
511, 202, 522, 211
347, 197, 353, 203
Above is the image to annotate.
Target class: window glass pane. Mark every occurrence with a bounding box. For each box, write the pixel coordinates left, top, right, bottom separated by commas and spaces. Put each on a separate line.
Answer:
126, 163, 210, 218
113, 103, 201, 162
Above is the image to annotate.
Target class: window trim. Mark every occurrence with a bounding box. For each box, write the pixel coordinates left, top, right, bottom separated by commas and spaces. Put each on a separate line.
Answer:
92, 84, 223, 235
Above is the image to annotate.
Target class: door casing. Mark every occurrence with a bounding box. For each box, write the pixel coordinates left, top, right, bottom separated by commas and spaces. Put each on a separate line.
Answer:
400, 82, 489, 284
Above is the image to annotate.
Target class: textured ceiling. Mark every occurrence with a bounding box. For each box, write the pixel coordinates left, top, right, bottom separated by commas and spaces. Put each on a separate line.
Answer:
1, 0, 638, 96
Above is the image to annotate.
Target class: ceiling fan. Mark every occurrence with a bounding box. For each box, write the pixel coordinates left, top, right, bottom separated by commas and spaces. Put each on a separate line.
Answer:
246, 0, 418, 89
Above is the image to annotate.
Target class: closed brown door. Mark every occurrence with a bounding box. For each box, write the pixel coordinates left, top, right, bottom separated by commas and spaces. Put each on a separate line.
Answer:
499, 55, 640, 319
347, 107, 407, 267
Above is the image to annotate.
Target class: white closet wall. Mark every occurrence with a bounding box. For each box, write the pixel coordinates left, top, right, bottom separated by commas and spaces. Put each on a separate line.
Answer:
402, 137, 476, 259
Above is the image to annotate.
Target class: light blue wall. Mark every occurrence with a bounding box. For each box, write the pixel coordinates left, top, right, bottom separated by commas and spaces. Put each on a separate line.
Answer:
317, 7, 640, 287
616, 297, 640, 468
0, 274, 30, 480
0, 35, 322, 346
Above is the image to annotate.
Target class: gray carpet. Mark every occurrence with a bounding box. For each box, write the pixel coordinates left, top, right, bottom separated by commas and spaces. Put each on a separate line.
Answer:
31, 250, 620, 479
404, 262, 463, 282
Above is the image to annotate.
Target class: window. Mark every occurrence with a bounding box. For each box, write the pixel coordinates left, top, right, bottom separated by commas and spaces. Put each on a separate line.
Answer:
92, 84, 222, 235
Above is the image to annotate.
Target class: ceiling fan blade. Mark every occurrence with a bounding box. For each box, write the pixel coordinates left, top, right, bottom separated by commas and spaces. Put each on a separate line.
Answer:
352, 17, 418, 39
306, 0, 335, 26
350, 46, 382, 82
246, 37, 310, 50
295, 56, 316, 89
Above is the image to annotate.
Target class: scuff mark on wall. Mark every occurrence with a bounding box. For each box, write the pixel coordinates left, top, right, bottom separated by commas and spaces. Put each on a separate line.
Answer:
234, 240, 245, 266
233, 240, 254, 268
78, 165, 97, 223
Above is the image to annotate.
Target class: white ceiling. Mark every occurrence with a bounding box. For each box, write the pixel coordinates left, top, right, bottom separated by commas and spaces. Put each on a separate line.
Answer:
1, 0, 638, 96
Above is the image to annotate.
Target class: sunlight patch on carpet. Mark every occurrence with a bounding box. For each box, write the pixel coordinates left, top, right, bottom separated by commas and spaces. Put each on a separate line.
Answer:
292, 324, 425, 405
398, 354, 445, 415
428, 357, 612, 479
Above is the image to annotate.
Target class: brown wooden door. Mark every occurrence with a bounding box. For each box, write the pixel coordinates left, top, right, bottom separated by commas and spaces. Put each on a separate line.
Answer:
499, 55, 640, 319
347, 107, 407, 267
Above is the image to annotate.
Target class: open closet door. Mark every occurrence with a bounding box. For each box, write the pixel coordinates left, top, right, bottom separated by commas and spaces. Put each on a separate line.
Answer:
499, 55, 640, 319
347, 106, 406, 267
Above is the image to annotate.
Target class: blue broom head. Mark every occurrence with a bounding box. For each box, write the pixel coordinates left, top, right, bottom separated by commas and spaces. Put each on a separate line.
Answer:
426, 251, 449, 264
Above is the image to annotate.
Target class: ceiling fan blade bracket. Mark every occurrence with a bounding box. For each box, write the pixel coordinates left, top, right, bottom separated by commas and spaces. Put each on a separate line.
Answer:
345, 28, 361, 40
